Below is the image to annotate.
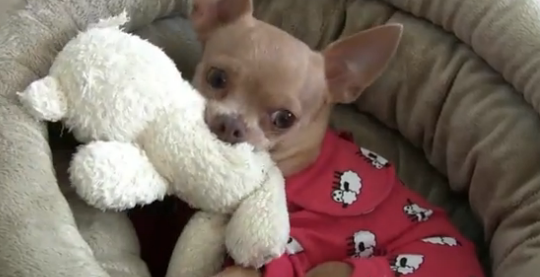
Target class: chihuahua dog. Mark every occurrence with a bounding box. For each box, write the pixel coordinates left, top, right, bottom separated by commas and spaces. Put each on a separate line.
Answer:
191, 0, 400, 177
190, 0, 400, 273
189, 1, 485, 277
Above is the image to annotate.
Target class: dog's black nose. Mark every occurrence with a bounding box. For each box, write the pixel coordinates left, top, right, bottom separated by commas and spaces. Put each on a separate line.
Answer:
208, 114, 247, 145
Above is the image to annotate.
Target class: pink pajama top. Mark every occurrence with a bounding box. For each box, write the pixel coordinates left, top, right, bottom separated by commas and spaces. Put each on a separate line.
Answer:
262, 130, 484, 277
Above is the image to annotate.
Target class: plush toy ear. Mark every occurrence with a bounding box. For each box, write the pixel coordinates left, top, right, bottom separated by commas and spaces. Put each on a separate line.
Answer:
190, 0, 253, 42
323, 24, 403, 104
17, 76, 68, 122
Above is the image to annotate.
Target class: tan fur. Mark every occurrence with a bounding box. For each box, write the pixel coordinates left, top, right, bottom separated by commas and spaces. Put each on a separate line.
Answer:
190, 0, 402, 276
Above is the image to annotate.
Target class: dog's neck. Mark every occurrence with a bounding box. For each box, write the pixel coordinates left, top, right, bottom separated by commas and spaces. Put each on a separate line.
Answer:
271, 108, 331, 177
272, 144, 320, 177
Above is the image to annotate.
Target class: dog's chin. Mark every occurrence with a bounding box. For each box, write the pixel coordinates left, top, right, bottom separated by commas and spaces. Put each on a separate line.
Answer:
246, 142, 268, 153
246, 137, 271, 153
215, 138, 267, 153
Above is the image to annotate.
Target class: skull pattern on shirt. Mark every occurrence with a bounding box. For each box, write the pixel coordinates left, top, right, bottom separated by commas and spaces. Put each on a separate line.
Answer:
403, 199, 433, 222
358, 147, 390, 169
332, 170, 362, 207
347, 230, 379, 258
389, 254, 424, 276
285, 237, 304, 255
422, 236, 461, 247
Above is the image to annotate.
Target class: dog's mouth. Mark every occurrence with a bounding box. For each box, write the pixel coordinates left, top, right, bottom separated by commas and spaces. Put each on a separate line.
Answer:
237, 139, 269, 153
203, 108, 272, 152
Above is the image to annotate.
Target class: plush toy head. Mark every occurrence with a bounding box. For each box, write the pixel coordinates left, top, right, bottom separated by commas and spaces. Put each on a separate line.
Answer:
17, 11, 197, 144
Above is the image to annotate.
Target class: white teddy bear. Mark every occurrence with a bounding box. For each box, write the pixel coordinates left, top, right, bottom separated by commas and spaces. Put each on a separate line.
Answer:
17, 12, 289, 277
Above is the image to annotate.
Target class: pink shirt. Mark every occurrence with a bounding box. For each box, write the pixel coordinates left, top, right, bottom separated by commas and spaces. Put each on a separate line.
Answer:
262, 130, 484, 277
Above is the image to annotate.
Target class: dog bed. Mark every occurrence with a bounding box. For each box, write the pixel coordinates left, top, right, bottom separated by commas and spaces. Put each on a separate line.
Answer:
0, 0, 539, 276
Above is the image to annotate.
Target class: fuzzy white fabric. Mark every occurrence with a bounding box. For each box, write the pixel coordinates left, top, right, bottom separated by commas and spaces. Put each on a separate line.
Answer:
16, 12, 290, 277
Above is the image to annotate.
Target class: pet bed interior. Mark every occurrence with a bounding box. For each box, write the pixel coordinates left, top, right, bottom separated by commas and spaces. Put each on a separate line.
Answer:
1, 0, 540, 277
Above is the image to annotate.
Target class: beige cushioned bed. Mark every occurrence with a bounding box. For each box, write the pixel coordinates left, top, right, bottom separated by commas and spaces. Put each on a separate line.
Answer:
1, 0, 540, 276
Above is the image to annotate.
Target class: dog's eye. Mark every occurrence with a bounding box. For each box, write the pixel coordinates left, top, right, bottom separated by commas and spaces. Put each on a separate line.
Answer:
271, 109, 296, 129
206, 67, 227, 89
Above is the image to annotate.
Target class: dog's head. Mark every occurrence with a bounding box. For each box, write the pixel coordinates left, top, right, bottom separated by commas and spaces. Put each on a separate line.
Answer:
190, 0, 402, 174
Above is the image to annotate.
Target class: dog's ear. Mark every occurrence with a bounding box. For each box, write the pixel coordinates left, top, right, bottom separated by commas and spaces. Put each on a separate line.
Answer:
190, 0, 253, 41
322, 24, 403, 104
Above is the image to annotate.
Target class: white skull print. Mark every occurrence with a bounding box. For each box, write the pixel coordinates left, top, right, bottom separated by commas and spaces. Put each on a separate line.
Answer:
332, 190, 358, 206
348, 230, 377, 258
285, 237, 304, 255
403, 199, 433, 222
390, 254, 424, 275
332, 170, 362, 207
422, 236, 460, 247
359, 147, 389, 169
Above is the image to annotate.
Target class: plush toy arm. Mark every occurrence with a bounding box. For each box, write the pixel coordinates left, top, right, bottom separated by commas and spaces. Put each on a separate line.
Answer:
225, 165, 290, 268
166, 211, 229, 277
69, 140, 169, 211
17, 76, 68, 122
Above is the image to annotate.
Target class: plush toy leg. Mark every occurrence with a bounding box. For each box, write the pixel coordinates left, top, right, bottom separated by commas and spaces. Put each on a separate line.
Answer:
17, 76, 68, 122
69, 141, 169, 211
55, 148, 151, 277
166, 211, 229, 277
225, 166, 290, 268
